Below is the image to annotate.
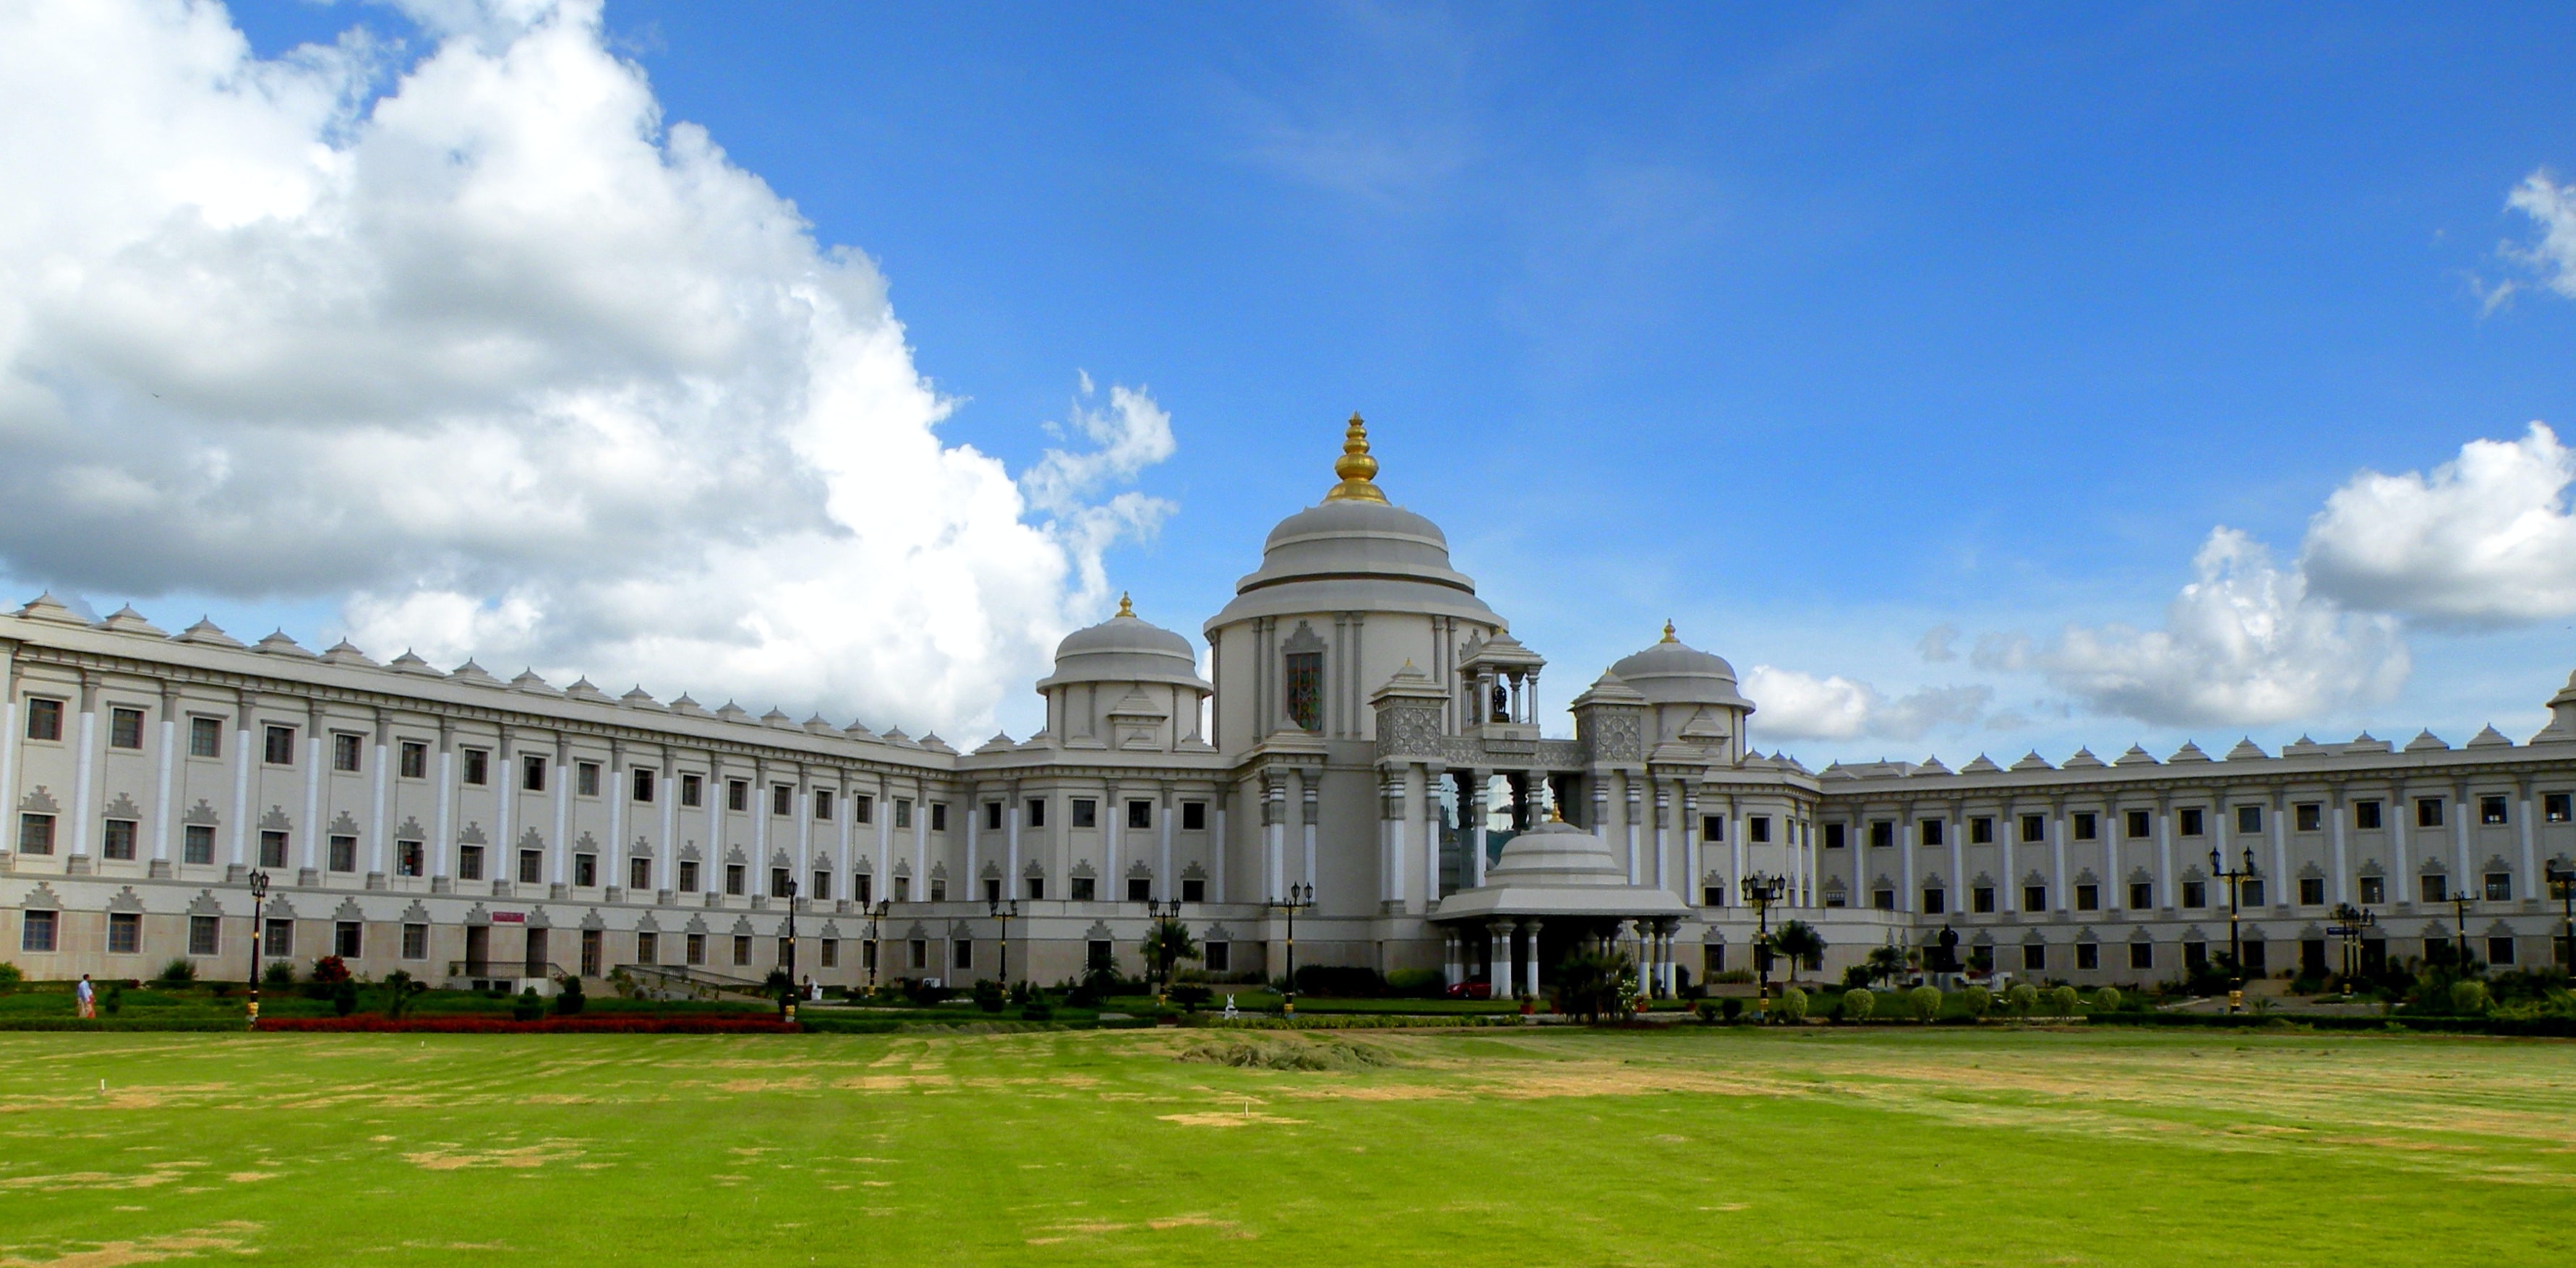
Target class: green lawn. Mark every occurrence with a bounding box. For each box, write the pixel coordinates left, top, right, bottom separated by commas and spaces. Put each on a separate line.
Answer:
0, 1026, 2568, 1265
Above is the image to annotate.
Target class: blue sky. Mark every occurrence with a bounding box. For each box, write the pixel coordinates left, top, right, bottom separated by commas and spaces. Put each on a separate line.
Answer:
14, 1, 2576, 763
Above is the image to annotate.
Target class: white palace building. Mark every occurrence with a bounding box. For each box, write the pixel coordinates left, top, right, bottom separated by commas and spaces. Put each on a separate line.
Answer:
5, 418, 2575, 993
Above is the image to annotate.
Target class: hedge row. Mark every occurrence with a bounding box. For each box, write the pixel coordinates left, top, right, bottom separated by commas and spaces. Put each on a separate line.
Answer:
0, 1017, 249, 1032
2088, 1011, 2576, 1038
255, 1016, 800, 1034
1191, 1013, 1528, 1031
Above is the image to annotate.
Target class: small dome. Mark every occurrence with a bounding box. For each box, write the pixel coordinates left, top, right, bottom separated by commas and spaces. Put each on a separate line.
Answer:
1486, 819, 1628, 888
1609, 622, 1751, 710
1038, 594, 1208, 691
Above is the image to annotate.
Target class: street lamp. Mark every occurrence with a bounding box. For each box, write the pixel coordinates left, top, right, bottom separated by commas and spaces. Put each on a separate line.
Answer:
2447, 888, 2475, 969
2327, 901, 2376, 993
2546, 865, 2576, 973
1265, 883, 1314, 1014
1744, 872, 1786, 1022
1139, 896, 1183, 1002
780, 877, 799, 1021
2211, 846, 2256, 1013
988, 894, 1021, 993
244, 868, 270, 1024
863, 898, 891, 995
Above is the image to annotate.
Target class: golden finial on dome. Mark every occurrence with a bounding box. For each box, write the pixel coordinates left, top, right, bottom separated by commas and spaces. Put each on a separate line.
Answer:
1323, 411, 1388, 504
1661, 620, 1678, 643
1116, 591, 1134, 618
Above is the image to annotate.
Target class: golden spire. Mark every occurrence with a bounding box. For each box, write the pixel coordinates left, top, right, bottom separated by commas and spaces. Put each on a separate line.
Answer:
1116, 591, 1134, 618
1323, 412, 1388, 504
1661, 620, 1678, 643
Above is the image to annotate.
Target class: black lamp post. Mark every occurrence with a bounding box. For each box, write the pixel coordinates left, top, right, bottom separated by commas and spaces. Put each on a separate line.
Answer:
1266, 883, 1314, 1014
2447, 889, 2475, 968
244, 868, 270, 1024
2327, 901, 2376, 993
780, 877, 799, 1021
987, 894, 1020, 992
1139, 896, 1183, 1002
2211, 846, 2256, 1013
1744, 872, 1786, 1021
2547, 865, 2576, 972
864, 898, 891, 995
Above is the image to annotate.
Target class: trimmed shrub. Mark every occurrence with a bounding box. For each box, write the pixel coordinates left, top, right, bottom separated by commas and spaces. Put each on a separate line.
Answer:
1293, 965, 1387, 998
155, 959, 196, 986
1838, 988, 1875, 1022
103, 984, 125, 1016
2092, 987, 2122, 1011
1171, 984, 1214, 1012
2449, 980, 2491, 1014
903, 979, 955, 1008
309, 955, 352, 986
1694, 1001, 1722, 1024
1774, 986, 1809, 1022
0, 962, 20, 991
1840, 964, 1873, 991
257, 1015, 796, 1034
2005, 982, 2040, 1016
330, 980, 358, 1017
1385, 968, 1444, 998
973, 979, 1006, 1013
1907, 985, 1941, 1022
262, 961, 294, 988
511, 988, 546, 1022
1019, 1001, 1056, 1021
1720, 998, 1745, 1022
554, 976, 587, 1016
1959, 985, 1993, 1019
2045, 985, 2080, 1016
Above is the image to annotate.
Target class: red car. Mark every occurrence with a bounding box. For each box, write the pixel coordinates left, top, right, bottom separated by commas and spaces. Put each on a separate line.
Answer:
1445, 979, 1491, 1000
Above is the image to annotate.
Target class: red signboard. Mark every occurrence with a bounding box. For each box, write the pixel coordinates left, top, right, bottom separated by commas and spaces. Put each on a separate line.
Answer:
490, 912, 526, 924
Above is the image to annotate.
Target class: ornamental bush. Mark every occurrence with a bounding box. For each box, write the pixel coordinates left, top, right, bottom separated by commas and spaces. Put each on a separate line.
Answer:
262, 961, 294, 989
1775, 986, 1809, 1022
2093, 987, 2123, 1011
330, 980, 357, 1017
511, 988, 545, 1022
156, 959, 196, 986
2046, 985, 2080, 1016
0, 963, 20, 991
554, 975, 586, 1016
973, 979, 1006, 1013
1959, 985, 1993, 1019
1907, 985, 1941, 1022
1838, 988, 1875, 1022
2005, 982, 2040, 1016
2449, 980, 2491, 1014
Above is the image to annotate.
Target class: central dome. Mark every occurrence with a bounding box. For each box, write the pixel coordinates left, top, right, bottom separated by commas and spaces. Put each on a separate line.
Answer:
1206, 415, 1499, 630
1610, 623, 1753, 711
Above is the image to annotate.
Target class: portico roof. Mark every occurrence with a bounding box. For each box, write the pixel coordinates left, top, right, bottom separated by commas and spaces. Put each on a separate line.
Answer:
1431, 818, 1692, 922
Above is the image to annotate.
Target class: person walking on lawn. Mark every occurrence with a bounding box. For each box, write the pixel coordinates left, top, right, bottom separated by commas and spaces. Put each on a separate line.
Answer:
74, 974, 95, 1019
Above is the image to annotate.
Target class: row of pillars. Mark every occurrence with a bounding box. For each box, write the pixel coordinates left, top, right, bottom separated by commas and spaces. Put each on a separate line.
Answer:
1437, 917, 1685, 1000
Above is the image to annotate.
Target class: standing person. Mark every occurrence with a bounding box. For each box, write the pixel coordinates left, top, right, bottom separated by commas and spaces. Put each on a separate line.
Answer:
74, 974, 95, 1020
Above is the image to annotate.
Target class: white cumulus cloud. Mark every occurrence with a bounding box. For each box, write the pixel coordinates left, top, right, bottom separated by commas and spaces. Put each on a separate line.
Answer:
1744, 665, 1990, 742
0, 0, 1174, 735
2300, 422, 2576, 625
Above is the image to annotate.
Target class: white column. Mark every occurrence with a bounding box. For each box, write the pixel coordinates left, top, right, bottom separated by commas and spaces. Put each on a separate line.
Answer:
1946, 811, 1963, 913
2518, 780, 2538, 899
1624, 781, 1642, 886
2001, 812, 2019, 913
2154, 803, 2175, 912
151, 685, 179, 868
1387, 772, 1407, 907
299, 703, 322, 875
1442, 930, 1459, 987
367, 711, 390, 881
657, 747, 679, 895
1105, 780, 1123, 890
1301, 780, 1318, 891
434, 724, 454, 882
229, 694, 252, 870
704, 757, 724, 891
964, 783, 980, 898
1652, 786, 1671, 900
1418, 767, 1439, 907
1490, 922, 1515, 998
1523, 919, 1543, 995
1468, 773, 1489, 888
70, 676, 97, 861
1006, 783, 1023, 896
2330, 787, 2350, 904
912, 781, 928, 890
753, 763, 773, 893
793, 776, 811, 891
606, 744, 629, 888
1160, 784, 1176, 901
876, 776, 892, 899
2452, 782, 2471, 890
494, 734, 515, 884
2269, 794, 2288, 907
1901, 810, 1917, 912
2392, 788, 2411, 899
0, 656, 19, 865
551, 737, 570, 887
2051, 804, 2069, 912
1214, 802, 1228, 901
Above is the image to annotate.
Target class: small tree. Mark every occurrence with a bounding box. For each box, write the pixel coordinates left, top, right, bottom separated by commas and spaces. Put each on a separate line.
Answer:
382, 970, 426, 1019
1771, 922, 1826, 986
330, 980, 359, 1017
310, 955, 352, 986
1139, 917, 1200, 996
1838, 987, 1875, 1023
2092, 986, 2123, 1011
1555, 948, 1638, 1024
1774, 985, 1809, 1023
554, 974, 586, 1016
1907, 985, 1942, 1023
2449, 979, 2491, 1014
156, 958, 196, 986
2045, 985, 2079, 1016
263, 961, 294, 988
1958, 984, 1993, 1020
1865, 946, 1909, 986
2005, 982, 2040, 1016
0, 962, 20, 992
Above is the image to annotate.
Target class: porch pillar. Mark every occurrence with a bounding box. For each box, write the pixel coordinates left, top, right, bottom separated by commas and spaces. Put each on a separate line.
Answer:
1489, 921, 1516, 998
1523, 919, 1544, 997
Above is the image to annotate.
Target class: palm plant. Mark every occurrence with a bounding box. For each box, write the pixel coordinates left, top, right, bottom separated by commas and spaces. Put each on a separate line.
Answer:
1771, 921, 1826, 985
1140, 917, 1200, 997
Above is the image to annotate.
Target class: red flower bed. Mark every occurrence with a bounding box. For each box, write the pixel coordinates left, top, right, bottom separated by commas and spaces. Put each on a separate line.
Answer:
255, 1015, 800, 1034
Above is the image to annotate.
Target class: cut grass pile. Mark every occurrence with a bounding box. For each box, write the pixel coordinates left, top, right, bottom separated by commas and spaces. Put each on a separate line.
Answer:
0, 1027, 2569, 1264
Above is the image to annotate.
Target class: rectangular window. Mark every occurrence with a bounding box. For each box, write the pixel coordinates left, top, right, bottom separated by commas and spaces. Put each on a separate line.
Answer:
2075, 943, 2100, 972
463, 748, 489, 786
2019, 813, 2045, 843
518, 849, 542, 884
733, 935, 752, 967
2241, 879, 2265, 907
678, 860, 700, 892
1183, 801, 1207, 831
264, 724, 296, 766
2549, 793, 2572, 823
1703, 815, 1725, 841
984, 802, 1004, 831
183, 823, 215, 865
2486, 872, 2513, 901
1204, 941, 1229, 973
332, 733, 363, 774
264, 917, 294, 957
2235, 805, 2262, 834
1126, 876, 1152, 902
2130, 941, 2154, 970
575, 762, 600, 797
2490, 935, 2517, 967
1872, 888, 1895, 911
398, 740, 427, 779
2128, 881, 2154, 909
2183, 880, 2207, 908
1086, 940, 1113, 972
813, 789, 833, 821
574, 854, 597, 888
2021, 943, 2046, 972
680, 773, 703, 808
2178, 807, 2205, 836
2075, 883, 2100, 912
328, 834, 357, 873
853, 794, 873, 824
772, 783, 793, 817
895, 875, 915, 903
2295, 802, 2322, 832
2299, 876, 2325, 905
1824, 823, 1847, 849
1869, 821, 1893, 849
1920, 819, 1943, 847
2242, 941, 2268, 974
2024, 883, 2047, 911
1127, 800, 1154, 831
1071, 876, 1097, 901
2481, 795, 2509, 826
189, 914, 220, 956
102, 818, 137, 860
109, 706, 145, 750
21, 909, 57, 952
820, 938, 838, 968
954, 938, 973, 970
1284, 650, 1323, 732
1026, 875, 1045, 901
1750, 816, 1772, 844
189, 716, 223, 758
636, 930, 657, 964
2127, 809, 2154, 839
633, 768, 656, 804
2184, 941, 2208, 970
522, 754, 547, 792
930, 803, 948, 833
2421, 873, 2448, 904
725, 865, 746, 896
2355, 800, 2382, 830
1702, 883, 1726, 907
770, 866, 790, 897
396, 839, 424, 878
24, 698, 62, 742
460, 846, 485, 881
910, 938, 930, 969
894, 799, 912, 829
2073, 813, 2098, 841
2417, 798, 2445, 829
727, 779, 748, 812
811, 870, 831, 901
1182, 878, 1207, 902
583, 930, 604, 977
388, 922, 420, 961
1921, 888, 1946, 915
2359, 875, 2385, 904
1071, 799, 1097, 829
1703, 943, 1727, 976
1972, 886, 1995, 914
1969, 816, 1993, 845
108, 912, 141, 954
259, 830, 288, 869
855, 873, 871, 905
687, 933, 706, 966
334, 920, 361, 958
630, 857, 652, 891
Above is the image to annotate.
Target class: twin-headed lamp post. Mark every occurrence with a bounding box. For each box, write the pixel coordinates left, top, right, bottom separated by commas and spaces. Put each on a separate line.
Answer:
1267, 883, 1315, 1014
244, 868, 270, 1023
1743, 871, 1786, 1021
2211, 846, 2256, 1013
